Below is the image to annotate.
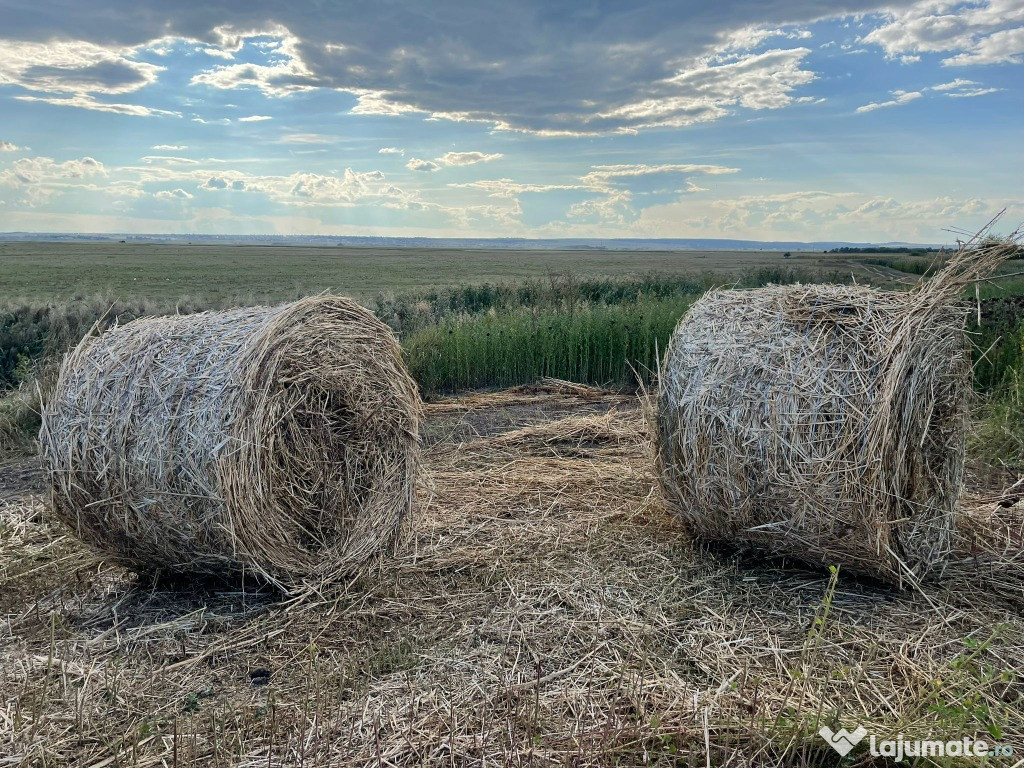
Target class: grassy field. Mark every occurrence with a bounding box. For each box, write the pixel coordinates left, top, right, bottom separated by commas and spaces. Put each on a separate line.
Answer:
0, 241, 942, 302
3, 239, 1024, 461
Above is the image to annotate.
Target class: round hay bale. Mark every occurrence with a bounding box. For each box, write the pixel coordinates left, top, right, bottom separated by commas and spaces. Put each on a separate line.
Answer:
655, 228, 1024, 586
656, 281, 972, 584
40, 296, 420, 587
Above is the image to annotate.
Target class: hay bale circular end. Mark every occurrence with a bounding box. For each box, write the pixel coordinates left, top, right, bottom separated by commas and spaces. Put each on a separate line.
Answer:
40, 296, 421, 587
656, 282, 972, 584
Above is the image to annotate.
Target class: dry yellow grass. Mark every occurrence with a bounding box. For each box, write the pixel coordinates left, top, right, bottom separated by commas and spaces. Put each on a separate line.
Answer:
1, 386, 1022, 766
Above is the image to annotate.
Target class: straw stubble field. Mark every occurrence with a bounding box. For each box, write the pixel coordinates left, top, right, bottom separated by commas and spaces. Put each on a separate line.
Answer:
1, 382, 1022, 766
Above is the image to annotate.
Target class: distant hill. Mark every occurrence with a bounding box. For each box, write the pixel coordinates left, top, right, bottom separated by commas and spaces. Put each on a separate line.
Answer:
0, 232, 945, 251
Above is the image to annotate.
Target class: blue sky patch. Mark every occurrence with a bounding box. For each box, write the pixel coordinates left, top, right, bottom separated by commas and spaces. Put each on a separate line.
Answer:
0, 1, 1020, 241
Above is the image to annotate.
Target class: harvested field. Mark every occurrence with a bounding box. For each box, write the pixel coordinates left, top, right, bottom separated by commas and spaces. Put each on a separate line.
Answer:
0, 242, 917, 303
1, 384, 1022, 766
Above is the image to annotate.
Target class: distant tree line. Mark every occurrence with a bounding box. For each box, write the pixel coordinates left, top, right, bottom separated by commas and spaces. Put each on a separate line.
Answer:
830, 242, 1024, 258
827, 246, 943, 254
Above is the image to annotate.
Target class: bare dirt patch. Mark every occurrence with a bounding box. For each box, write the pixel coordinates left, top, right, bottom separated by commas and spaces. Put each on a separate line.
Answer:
0, 456, 43, 502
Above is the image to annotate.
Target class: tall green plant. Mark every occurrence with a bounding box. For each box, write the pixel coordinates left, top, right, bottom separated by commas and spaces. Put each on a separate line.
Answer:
403, 295, 694, 392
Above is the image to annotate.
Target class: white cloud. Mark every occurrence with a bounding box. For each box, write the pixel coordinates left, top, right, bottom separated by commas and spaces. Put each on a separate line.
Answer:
238, 114, 273, 122
277, 133, 338, 144
435, 151, 503, 167
152, 144, 188, 150
407, 158, 440, 172
446, 163, 739, 228
285, 169, 388, 203
580, 163, 740, 189
928, 78, 1003, 97
720, 26, 790, 51
943, 25, 1024, 65
556, 162, 743, 224
854, 90, 922, 113
450, 179, 585, 198
191, 28, 318, 96
0, 39, 164, 97
0, 156, 106, 186
593, 48, 816, 132
567, 189, 635, 225
0, 155, 107, 205
155, 188, 194, 200
191, 116, 231, 124
183, 166, 406, 208
0, 140, 25, 152
200, 176, 247, 191
141, 155, 199, 165
930, 78, 978, 91
392, 150, 502, 171
863, 1, 1024, 66
14, 94, 179, 117
409, 197, 523, 229
851, 78, 1003, 114
145, 42, 175, 57
634, 189, 1016, 242
854, 76, 1004, 114
199, 47, 234, 60
99, 181, 146, 198
349, 92, 423, 117
947, 86, 1002, 97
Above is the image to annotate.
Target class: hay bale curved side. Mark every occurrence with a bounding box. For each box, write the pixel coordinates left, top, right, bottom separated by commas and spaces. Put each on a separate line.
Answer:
656, 282, 972, 584
40, 296, 421, 586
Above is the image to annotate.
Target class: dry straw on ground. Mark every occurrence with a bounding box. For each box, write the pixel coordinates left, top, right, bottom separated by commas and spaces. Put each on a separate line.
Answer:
39, 295, 420, 588
656, 233, 1021, 586
4, 392, 1022, 766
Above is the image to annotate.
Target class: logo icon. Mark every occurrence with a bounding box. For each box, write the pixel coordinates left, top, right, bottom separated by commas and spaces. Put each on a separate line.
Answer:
820, 725, 868, 757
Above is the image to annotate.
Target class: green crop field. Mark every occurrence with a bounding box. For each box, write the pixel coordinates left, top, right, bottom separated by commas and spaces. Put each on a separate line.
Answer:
0, 240, 938, 302
4, 238, 1023, 459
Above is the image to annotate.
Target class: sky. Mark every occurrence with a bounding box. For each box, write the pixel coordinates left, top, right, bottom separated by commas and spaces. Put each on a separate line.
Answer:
0, 0, 1020, 243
